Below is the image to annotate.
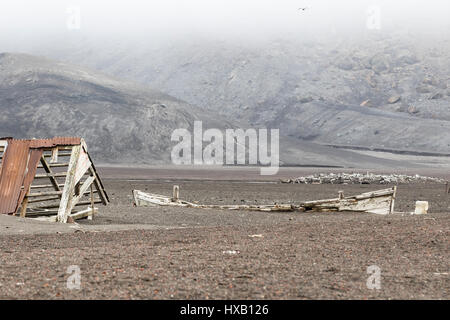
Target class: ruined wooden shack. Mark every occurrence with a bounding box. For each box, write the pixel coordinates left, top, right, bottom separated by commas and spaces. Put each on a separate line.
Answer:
0, 137, 108, 222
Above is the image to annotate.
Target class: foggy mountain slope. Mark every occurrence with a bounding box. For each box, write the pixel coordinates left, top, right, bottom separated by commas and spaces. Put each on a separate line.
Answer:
0, 52, 229, 164
0, 52, 420, 168
38, 33, 450, 154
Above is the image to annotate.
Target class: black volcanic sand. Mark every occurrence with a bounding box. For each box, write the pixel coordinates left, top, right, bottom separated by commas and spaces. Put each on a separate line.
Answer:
0, 168, 448, 299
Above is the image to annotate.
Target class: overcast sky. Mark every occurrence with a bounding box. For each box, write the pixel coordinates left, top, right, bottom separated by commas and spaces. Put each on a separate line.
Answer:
0, 0, 449, 40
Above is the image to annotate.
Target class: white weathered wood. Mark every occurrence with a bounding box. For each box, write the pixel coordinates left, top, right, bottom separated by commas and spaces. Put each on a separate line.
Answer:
71, 175, 96, 208
88, 166, 108, 205
50, 147, 58, 163
30, 207, 97, 222
133, 187, 396, 215
69, 207, 98, 220
172, 185, 180, 202
74, 148, 91, 185
57, 145, 81, 223
28, 190, 63, 197
89, 184, 94, 220
389, 186, 397, 214
32, 216, 58, 222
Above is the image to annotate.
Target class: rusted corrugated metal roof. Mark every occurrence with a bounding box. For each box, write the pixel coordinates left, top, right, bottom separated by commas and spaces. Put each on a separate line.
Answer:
29, 137, 81, 148
27, 137, 82, 148
0, 140, 31, 214
14, 149, 43, 215
1, 137, 81, 149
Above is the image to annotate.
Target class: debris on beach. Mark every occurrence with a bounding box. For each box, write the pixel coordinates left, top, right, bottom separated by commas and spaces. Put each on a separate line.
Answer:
281, 173, 445, 185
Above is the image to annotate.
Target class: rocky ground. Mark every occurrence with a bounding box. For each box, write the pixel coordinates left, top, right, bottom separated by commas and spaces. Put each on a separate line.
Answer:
0, 167, 448, 299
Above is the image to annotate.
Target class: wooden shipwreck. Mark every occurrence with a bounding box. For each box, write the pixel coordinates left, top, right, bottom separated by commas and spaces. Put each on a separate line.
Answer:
0, 137, 109, 222
133, 186, 397, 215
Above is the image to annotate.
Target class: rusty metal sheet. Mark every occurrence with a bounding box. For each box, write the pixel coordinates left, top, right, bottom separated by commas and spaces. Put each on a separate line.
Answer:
0, 137, 81, 149
28, 137, 82, 148
0, 140, 31, 214
14, 149, 43, 215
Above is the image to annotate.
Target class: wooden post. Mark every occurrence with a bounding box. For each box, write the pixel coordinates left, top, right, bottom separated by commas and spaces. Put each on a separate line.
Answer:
20, 191, 29, 218
89, 183, 94, 220
172, 185, 180, 202
57, 145, 81, 223
50, 147, 58, 163
389, 186, 397, 214
40, 156, 62, 193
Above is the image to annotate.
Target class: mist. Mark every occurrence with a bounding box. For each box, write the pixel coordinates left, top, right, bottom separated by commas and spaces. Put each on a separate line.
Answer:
0, 0, 449, 49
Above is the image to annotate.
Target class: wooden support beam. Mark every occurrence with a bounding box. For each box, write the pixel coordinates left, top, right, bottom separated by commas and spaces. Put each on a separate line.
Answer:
27, 189, 98, 204
70, 175, 95, 209
89, 184, 94, 220
31, 207, 98, 222
27, 196, 61, 204
25, 210, 59, 217
37, 163, 69, 168
28, 190, 63, 197
70, 207, 98, 220
43, 152, 72, 157
88, 166, 109, 205
172, 185, 180, 202
35, 172, 67, 178
19, 195, 29, 217
37, 200, 102, 209
57, 145, 81, 223
50, 147, 58, 163
30, 184, 65, 189
389, 186, 397, 214
39, 156, 64, 209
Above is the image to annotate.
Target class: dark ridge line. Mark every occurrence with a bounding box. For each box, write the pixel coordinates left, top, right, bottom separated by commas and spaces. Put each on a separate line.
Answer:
324, 144, 450, 157
222, 164, 344, 168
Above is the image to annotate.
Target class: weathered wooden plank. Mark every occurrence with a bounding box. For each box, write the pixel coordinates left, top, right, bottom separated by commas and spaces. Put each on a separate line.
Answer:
19, 196, 29, 218
74, 148, 91, 185
27, 196, 61, 204
69, 207, 98, 220
57, 145, 81, 223
89, 184, 95, 220
37, 163, 69, 168
88, 166, 109, 205
27, 189, 97, 203
35, 173, 67, 178
38, 200, 102, 209
50, 147, 58, 163
31, 207, 97, 222
70, 175, 95, 209
28, 190, 63, 197
30, 184, 65, 189
43, 152, 72, 157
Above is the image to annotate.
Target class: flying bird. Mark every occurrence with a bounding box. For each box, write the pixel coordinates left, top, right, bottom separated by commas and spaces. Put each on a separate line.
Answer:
298, 7, 308, 11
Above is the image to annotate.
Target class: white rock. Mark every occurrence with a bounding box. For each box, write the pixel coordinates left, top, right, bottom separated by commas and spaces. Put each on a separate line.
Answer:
413, 201, 429, 215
